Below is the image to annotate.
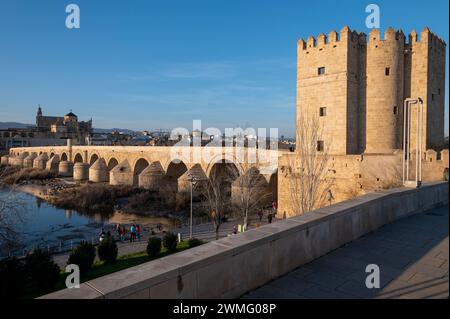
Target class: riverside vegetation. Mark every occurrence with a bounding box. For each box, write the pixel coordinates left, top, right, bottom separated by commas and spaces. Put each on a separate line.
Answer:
0, 165, 194, 217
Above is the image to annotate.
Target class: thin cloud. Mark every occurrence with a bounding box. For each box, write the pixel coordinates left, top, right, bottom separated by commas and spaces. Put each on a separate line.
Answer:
162, 61, 238, 79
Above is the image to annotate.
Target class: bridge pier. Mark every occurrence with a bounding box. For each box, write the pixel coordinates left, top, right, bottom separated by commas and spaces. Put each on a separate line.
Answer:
23, 153, 37, 168
46, 155, 60, 174
89, 158, 109, 183
33, 153, 49, 170
138, 162, 164, 191
176, 164, 207, 206
11, 153, 28, 168
110, 160, 133, 186
59, 161, 74, 177
74, 162, 90, 181
1, 155, 9, 166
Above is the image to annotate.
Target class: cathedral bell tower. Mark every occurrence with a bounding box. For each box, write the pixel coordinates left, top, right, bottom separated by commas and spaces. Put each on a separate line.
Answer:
36, 105, 43, 129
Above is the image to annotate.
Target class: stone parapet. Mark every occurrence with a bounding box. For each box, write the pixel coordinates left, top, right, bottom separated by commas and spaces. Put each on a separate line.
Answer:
40, 181, 448, 299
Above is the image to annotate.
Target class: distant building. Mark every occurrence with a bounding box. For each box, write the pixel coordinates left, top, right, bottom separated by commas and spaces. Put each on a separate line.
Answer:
36, 106, 92, 143
0, 106, 93, 153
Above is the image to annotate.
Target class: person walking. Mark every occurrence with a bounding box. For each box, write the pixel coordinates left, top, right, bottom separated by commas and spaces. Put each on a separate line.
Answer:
268, 213, 273, 224
116, 224, 121, 237
130, 224, 136, 243
119, 226, 125, 242
136, 224, 141, 241
258, 211, 263, 222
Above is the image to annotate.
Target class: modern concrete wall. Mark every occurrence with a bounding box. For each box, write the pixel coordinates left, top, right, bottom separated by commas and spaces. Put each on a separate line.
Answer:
41, 181, 448, 299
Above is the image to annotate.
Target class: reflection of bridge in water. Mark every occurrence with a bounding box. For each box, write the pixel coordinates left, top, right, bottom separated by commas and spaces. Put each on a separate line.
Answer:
4, 145, 284, 205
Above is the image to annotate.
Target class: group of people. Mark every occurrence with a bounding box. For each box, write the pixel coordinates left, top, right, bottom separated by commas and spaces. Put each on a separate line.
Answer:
257, 201, 279, 224
115, 224, 142, 243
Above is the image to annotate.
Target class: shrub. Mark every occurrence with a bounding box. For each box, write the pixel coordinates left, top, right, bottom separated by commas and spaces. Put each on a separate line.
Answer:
163, 232, 178, 252
126, 191, 157, 210
51, 184, 139, 214
0, 257, 26, 298
146, 237, 162, 257
97, 237, 118, 263
188, 238, 203, 248
67, 241, 96, 274
1, 168, 55, 185
24, 249, 60, 291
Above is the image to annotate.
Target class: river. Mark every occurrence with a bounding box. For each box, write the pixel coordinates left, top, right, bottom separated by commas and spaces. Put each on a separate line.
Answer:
0, 187, 180, 258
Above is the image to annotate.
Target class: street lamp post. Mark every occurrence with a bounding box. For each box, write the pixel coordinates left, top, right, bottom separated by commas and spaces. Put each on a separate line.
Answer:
188, 174, 198, 239
185, 165, 207, 240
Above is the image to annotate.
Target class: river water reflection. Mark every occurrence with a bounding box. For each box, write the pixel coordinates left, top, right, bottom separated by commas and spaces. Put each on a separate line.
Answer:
0, 188, 179, 257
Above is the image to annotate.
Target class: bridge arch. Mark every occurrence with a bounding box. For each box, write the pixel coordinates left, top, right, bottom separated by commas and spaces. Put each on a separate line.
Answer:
165, 160, 188, 192
133, 158, 150, 185
207, 160, 240, 203
61, 152, 68, 161
107, 157, 119, 172
166, 160, 188, 179
89, 153, 99, 165
73, 153, 84, 163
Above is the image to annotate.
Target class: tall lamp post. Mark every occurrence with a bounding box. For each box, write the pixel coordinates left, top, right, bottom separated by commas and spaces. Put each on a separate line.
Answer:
187, 172, 198, 239
185, 165, 207, 239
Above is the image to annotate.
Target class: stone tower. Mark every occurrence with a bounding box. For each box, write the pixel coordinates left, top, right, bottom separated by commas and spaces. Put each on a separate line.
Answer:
296, 26, 446, 155
36, 105, 42, 127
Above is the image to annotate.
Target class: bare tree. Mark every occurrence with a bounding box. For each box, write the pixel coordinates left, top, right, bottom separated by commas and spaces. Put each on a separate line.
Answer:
0, 166, 26, 255
230, 163, 272, 229
287, 111, 334, 215
198, 167, 230, 240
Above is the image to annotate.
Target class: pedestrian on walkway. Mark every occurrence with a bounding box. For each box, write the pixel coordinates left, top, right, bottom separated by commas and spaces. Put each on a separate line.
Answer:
136, 224, 141, 241
258, 211, 263, 222
272, 201, 277, 216
130, 224, 136, 243
268, 213, 273, 224
116, 224, 121, 238
119, 226, 125, 242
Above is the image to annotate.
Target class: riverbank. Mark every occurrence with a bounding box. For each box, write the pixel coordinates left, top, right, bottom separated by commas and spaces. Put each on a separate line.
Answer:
0, 166, 189, 220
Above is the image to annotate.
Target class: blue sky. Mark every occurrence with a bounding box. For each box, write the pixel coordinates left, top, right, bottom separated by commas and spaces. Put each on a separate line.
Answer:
0, 0, 448, 137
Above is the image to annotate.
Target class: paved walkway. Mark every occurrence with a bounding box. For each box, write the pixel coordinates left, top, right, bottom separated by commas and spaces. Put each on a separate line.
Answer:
53, 216, 277, 267
243, 205, 449, 299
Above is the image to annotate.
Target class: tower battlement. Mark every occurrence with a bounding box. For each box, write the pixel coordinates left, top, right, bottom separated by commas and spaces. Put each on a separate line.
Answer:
299, 26, 447, 52
296, 26, 447, 156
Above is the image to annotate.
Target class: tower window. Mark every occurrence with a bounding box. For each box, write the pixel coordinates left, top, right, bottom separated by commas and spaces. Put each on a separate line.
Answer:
385, 67, 390, 76
432, 94, 435, 101
317, 140, 324, 152
438, 88, 441, 95
319, 107, 327, 117
393, 106, 398, 115
318, 67, 326, 75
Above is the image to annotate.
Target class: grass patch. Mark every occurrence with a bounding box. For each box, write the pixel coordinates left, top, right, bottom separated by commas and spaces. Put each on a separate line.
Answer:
84, 240, 189, 281
31, 240, 191, 298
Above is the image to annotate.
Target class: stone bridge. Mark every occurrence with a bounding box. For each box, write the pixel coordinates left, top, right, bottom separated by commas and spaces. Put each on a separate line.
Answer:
2, 145, 283, 203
